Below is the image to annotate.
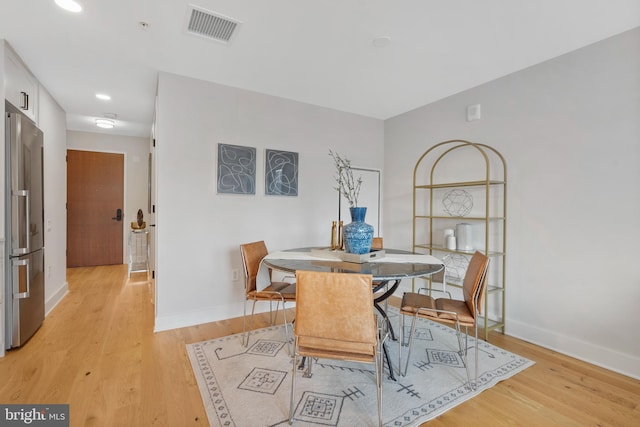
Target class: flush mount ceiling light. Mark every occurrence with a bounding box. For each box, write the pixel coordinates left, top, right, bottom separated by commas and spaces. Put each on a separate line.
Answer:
95, 119, 115, 129
372, 36, 392, 48
55, 0, 82, 13
95, 93, 111, 101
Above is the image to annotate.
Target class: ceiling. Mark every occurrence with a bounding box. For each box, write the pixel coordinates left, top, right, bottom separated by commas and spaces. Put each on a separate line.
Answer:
1, 1, 639, 138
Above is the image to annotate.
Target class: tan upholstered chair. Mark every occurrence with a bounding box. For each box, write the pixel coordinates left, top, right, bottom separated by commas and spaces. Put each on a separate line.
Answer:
398, 251, 489, 388
371, 236, 383, 250
240, 241, 296, 348
289, 271, 387, 427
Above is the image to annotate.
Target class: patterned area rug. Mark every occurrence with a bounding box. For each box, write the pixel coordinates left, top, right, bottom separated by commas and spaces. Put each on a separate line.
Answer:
186, 308, 534, 426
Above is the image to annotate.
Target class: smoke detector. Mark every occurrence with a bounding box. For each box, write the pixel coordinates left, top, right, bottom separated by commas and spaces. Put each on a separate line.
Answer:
185, 4, 241, 44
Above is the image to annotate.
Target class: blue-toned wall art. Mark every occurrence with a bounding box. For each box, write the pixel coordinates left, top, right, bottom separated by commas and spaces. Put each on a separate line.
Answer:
265, 149, 298, 196
217, 144, 256, 195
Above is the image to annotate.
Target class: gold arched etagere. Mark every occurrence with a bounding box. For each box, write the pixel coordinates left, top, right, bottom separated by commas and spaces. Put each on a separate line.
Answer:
412, 140, 506, 340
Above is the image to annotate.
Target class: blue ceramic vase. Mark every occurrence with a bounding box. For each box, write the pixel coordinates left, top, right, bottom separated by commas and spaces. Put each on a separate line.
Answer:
343, 207, 374, 254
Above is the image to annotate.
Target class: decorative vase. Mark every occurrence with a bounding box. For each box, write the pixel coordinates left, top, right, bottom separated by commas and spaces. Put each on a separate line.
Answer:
342, 207, 374, 254
456, 223, 473, 251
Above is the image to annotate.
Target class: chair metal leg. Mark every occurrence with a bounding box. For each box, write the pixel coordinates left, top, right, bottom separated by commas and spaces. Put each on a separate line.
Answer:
455, 321, 472, 389
270, 300, 282, 325
375, 343, 382, 427
265, 295, 293, 355
474, 323, 479, 389
244, 294, 294, 352
462, 324, 479, 389
464, 326, 469, 357
243, 299, 259, 348
280, 300, 293, 356
401, 314, 419, 377
398, 312, 402, 376
289, 350, 297, 424
398, 310, 405, 377
303, 356, 314, 378
242, 300, 248, 346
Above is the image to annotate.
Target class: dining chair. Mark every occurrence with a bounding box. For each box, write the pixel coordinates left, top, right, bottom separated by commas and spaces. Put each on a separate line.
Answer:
289, 271, 387, 427
240, 240, 296, 348
398, 251, 490, 389
371, 236, 383, 250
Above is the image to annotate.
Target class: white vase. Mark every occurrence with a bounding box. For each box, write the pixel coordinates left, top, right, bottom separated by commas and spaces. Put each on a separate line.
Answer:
456, 223, 473, 251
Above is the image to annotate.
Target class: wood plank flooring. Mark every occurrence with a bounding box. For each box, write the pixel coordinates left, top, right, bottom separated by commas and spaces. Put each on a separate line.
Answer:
0, 265, 637, 426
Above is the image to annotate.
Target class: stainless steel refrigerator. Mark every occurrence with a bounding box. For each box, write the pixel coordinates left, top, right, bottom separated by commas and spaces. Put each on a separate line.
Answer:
4, 100, 44, 349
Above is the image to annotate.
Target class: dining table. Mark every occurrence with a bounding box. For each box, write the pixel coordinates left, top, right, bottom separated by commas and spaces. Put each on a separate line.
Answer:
260, 247, 444, 380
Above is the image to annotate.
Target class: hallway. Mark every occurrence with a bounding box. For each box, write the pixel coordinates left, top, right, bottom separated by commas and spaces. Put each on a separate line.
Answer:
0, 265, 247, 426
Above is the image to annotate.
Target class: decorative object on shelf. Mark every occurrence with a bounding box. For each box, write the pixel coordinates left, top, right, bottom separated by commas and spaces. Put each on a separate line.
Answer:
446, 234, 457, 250
342, 207, 374, 254
329, 150, 372, 254
443, 253, 469, 285
442, 188, 473, 217
131, 208, 146, 229
455, 223, 473, 251
444, 228, 456, 249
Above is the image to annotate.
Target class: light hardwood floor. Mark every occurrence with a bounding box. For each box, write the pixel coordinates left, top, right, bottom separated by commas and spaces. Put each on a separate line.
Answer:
0, 265, 638, 426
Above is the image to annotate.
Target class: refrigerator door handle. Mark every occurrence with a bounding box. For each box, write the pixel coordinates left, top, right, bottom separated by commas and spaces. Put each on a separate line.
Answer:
13, 189, 30, 255
13, 258, 31, 299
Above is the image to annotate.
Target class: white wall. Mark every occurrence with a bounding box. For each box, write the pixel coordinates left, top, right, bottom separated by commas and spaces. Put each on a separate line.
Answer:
384, 28, 640, 379
154, 72, 384, 331
66, 131, 150, 263
38, 85, 68, 315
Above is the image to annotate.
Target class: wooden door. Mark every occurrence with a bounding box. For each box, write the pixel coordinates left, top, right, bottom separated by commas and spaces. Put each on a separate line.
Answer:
67, 150, 124, 267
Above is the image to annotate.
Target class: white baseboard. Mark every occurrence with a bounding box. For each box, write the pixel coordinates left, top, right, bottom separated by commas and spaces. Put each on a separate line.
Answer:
154, 303, 284, 333
45, 282, 69, 316
507, 318, 640, 380
154, 305, 241, 332
396, 281, 639, 380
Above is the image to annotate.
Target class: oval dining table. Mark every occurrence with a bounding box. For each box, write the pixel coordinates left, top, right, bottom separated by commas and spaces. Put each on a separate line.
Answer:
261, 247, 444, 380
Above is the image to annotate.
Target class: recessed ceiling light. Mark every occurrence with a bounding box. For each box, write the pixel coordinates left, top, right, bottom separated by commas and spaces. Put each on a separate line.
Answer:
55, 0, 82, 13
96, 93, 111, 101
95, 119, 115, 129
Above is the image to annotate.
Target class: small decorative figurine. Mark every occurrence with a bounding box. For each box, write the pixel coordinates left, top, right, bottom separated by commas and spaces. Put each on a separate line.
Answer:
131, 209, 146, 229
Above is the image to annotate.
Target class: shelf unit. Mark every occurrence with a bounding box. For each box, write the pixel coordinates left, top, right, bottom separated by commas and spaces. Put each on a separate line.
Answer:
128, 229, 150, 278
412, 140, 506, 340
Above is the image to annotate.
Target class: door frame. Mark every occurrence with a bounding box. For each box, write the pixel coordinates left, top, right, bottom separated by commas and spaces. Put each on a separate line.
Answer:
66, 148, 128, 265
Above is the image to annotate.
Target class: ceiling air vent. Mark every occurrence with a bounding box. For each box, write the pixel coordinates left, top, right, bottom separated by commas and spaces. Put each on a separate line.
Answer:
185, 5, 240, 44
